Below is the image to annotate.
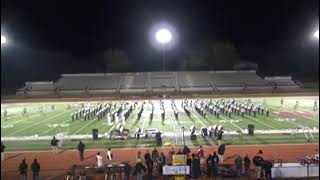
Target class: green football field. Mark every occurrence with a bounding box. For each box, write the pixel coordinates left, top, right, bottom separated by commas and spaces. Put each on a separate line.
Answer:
1, 96, 319, 151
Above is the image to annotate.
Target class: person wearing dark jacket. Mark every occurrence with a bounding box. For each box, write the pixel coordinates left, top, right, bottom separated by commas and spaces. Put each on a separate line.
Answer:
151, 147, 159, 167
157, 152, 166, 176
31, 158, 40, 180
234, 155, 243, 178
182, 145, 191, 155
206, 154, 213, 177
186, 154, 192, 172
77, 141, 85, 161
211, 152, 219, 179
253, 154, 264, 179
218, 144, 225, 164
123, 162, 131, 180
263, 160, 273, 180
191, 154, 201, 179
144, 150, 153, 177
244, 154, 251, 176
1, 142, 5, 161
134, 161, 146, 180
19, 159, 28, 180
50, 136, 59, 153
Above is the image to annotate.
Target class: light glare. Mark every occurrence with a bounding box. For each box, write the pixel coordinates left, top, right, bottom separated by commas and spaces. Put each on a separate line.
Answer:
1, 35, 6, 44
314, 30, 319, 39
155, 29, 172, 44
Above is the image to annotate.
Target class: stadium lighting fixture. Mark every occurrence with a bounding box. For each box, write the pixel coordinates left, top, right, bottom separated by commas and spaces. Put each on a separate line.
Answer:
314, 30, 319, 39
155, 28, 172, 44
155, 28, 173, 71
1, 35, 6, 44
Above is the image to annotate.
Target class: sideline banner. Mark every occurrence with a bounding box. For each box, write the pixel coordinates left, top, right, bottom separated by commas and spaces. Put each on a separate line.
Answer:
162, 165, 190, 175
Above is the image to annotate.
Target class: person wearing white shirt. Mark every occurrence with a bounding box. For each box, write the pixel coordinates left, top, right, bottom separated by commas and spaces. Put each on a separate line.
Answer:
96, 152, 103, 168
107, 148, 113, 163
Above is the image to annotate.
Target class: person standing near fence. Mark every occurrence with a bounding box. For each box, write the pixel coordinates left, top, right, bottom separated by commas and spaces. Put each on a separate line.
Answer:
235, 155, 243, 178
244, 154, 251, 177
19, 159, 28, 180
50, 136, 59, 153
253, 152, 264, 179
211, 152, 219, 179
144, 150, 153, 177
31, 158, 40, 180
96, 152, 103, 168
134, 161, 146, 180
1, 142, 5, 161
217, 144, 225, 164
77, 141, 85, 161
106, 148, 113, 164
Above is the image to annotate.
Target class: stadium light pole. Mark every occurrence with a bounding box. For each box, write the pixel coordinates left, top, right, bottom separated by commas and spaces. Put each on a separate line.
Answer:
155, 28, 172, 71
1, 35, 7, 95
312, 29, 319, 82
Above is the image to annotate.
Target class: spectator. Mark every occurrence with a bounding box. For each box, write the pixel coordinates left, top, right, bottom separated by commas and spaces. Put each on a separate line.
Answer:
152, 147, 159, 167
235, 155, 243, 178
206, 154, 212, 177
123, 162, 131, 180
253, 152, 264, 179
106, 148, 113, 163
1, 142, 5, 161
167, 147, 175, 165
19, 159, 28, 180
137, 151, 142, 162
157, 152, 166, 176
182, 145, 190, 155
186, 154, 192, 172
197, 145, 205, 164
77, 141, 85, 161
244, 154, 251, 176
192, 154, 201, 179
96, 152, 103, 168
134, 161, 146, 180
263, 160, 273, 180
211, 152, 219, 179
31, 158, 40, 180
217, 144, 225, 164
144, 150, 153, 177
176, 149, 183, 155
50, 136, 59, 153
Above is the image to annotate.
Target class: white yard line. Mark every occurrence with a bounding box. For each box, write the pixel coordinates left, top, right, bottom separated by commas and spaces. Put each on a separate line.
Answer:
141, 110, 147, 133
40, 118, 72, 136
106, 122, 118, 134
6, 113, 39, 125
8, 110, 71, 136
73, 118, 98, 135
190, 109, 207, 127
219, 115, 244, 131
245, 115, 275, 129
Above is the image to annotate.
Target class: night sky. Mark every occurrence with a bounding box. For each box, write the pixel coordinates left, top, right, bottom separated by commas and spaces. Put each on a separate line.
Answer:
1, 0, 319, 89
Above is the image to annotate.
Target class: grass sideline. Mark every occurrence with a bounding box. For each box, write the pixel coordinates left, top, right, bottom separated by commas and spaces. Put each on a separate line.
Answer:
3, 133, 318, 152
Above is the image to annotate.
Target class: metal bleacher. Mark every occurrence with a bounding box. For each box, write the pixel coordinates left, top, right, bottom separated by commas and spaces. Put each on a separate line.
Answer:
18, 71, 301, 97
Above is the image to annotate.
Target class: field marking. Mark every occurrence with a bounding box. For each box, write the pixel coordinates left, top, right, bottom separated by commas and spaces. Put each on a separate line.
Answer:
244, 115, 275, 129
219, 115, 244, 131
8, 110, 71, 136
3, 113, 41, 125
40, 118, 72, 136
190, 109, 206, 127
73, 118, 98, 135
140, 109, 147, 133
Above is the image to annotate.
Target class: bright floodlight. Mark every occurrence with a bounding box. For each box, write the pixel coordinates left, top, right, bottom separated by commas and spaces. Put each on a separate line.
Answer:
314, 30, 319, 39
1, 35, 6, 44
155, 29, 172, 44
